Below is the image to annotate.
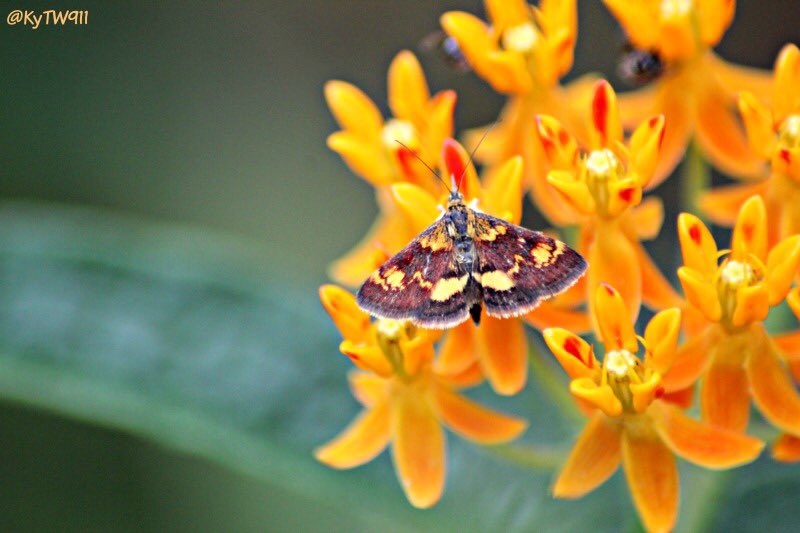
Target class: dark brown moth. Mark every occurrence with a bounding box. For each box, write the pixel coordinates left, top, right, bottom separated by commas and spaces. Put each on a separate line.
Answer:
357, 186, 587, 329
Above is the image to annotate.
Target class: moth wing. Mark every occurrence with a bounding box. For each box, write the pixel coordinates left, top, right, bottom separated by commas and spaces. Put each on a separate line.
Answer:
472, 211, 587, 318
356, 218, 471, 329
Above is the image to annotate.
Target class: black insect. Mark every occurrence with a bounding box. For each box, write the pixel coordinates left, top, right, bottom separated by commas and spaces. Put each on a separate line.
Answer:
618, 43, 664, 85
419, 30, 470, 73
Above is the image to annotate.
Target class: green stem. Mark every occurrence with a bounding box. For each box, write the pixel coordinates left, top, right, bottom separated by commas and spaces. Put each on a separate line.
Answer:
485, 442, 567, 471
682, 141, 710, 215
528, 342, 583, 425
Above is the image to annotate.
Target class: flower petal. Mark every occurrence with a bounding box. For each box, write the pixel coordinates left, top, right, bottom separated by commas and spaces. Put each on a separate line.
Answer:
677, 267, 722, 323
324, 80, 384, 139
710, 53, 773, 103
547, 170, 596, 215
390, 183, 440, 234
747, 334, 800, 436
348, 371, 388, 407
525, 301, 591, 334
327, 131, 393, 185
677, 213, 718, 277
774, 43, 800, 125
628, 196, 664, 241
571, 378, 622, 416
789, 288, 800, 320
593, 283, 638, 353
340, 341, 394, 377
542, 328, 596, 380
732, 195, 768, 261
738, 92, 777, 159
652, 401, 764, 468
629, 115, 665, 187
696, 0, 735, 46
732, 283, 770, 327
699, 182, 769, 228
388, 51, 430, 128
535, 114, 579, 171
440, 12, 510, 93
478, 314, 528, 395
650, 86, 692, 187
772, 433, 800, 463
315, 403, 391, 469
319, 285, 372, 342
701, 355, 750, 432
602, 0, 659, 51
644, 308, 682, 375
439, 361, 485, 389
435, 322, 479, 376
431, 382, 527, 444
766, 235, 800, 305
621, 429, 679, 533
694, 85, 767, 180
588, 80, 623, 149
484, 156, 524, 224
392, 394, 446, 508
661, 326, 717, 392
552, 412, 622, 498
774, 331, 800, 361
637, 242, 683, 309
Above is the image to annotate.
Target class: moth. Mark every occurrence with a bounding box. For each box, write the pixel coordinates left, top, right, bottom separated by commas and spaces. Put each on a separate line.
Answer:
617, 43, 664, 86
357, 149, 587, 329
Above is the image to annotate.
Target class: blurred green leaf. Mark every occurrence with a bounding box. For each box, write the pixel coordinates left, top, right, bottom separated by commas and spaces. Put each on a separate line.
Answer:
0, 201, 797, 532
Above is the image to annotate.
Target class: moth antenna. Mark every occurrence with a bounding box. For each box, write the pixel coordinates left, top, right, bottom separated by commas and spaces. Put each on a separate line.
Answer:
394, 140, 452, 194
455, 119, 502, 193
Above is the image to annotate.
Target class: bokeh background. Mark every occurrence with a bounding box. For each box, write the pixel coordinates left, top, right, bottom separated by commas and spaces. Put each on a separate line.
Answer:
1, 1, 798, 531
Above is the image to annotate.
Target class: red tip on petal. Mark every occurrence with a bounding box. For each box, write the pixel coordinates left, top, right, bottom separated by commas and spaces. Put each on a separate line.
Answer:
396, 146, 417, 179
780, 149, 792, 165
689, 224, 702, 245
649, 115, 666, 149
442, 138, 467, 190
601, 282, 616, 295
592, 81, 611, 143
654, 386, 665, 399
742, 223, 754, 243
619, 188, 635, 202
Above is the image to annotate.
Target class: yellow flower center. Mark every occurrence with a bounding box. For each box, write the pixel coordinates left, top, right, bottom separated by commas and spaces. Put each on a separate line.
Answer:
600, 347, 654, 414
660, 0, 692, 18
376, 318, 404, 340
381, 119, 419, 151
501, 22, 539, 54
778, 114, 800, 150
584, 148, 624, 214
375, 319, 417, 378
605, 349, 637, 377
716, 258, 763, 327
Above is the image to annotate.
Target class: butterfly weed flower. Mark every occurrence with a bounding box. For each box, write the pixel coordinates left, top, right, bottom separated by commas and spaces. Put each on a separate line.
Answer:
669, 195, 800, 436
315, 285, 527, 508
702, 44, 800, 244
604, 0, 772, 184
440, 0, 598, 226
535, 80, 681, 322
543, 285, 764, 533
325, 50, 457, 286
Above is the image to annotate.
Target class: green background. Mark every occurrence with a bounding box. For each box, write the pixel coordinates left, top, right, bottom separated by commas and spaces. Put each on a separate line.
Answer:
1, 1, 799, 531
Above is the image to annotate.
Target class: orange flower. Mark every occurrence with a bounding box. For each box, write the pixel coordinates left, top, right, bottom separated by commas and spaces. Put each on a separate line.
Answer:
535, 80, 681, 323
544, 285, 763, 533
669, 195, 800, 436
441, 0, 598, 225
702, 44, 800, 244
315, 285, 527, 508
606, 0, 772, 184
325, 50, 456, 285
388, 138, 585, 394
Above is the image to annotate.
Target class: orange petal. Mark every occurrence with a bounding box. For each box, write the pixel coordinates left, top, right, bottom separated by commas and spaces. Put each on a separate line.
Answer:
484, 156, 524, 223
571, 378, 622, 416
695, 82, 767, 180
485, 49, 533, 95
588, 231, 642, 329
637, 242, 683, 310
535, 114, 579, 170
315, 403, 391, 469
738, 92, 777, 159
606, 177, 642, 217
696, 0, 735, 46
390, 183, 440, 234
477, 315, 528, 395
789, 288, 800, 320
699, 182, 768, 228
732, 195, 768, 261
440, 12, 508, 93
644, 308, 682, 375
774, 331, 800, 361
319, 285, 372, 342
542, 328, 596, 380
630, 371, 662, 414
403, 336, 436, 377
617, 84, 658, 129
348, 371, 388, 407
649, 88, 692, 187
661, 326, 717, 392
702, 356, 750, 432
772, 433, 800, 463
547, 170, 596, 215
628, 196, 664, 241
774, 43, 800, 124
431, 382, 527, 444
326, 131, 393, 185
593, 283, 638, 353
602, 0, 659, 51
438, 360, 485, 389
677, 267, 722, 323
710, 53, 773, 104
441, 138, 481, 201
434, 322, 479, 376
525, 301, 591, 334
629, 114, 665, 187
388, 51, 430, 128
621, 429, 679, 533
324, 80, 384, 139
662, 385, 695, 409
677, 213, 718, 276
747, 334, 800, 436
658, 10, 695, 61
588, 80, 623, 150
391, 395, 446, 508
552, 412, 622, 498
423, 90, 457, 163
340, 341, 394, 377
732, 283, 769, 328
766, 235, 800, 305
651, 401, 764, 468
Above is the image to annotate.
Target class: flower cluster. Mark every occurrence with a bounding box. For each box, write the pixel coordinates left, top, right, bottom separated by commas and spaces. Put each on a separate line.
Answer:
316, 1, 800, 531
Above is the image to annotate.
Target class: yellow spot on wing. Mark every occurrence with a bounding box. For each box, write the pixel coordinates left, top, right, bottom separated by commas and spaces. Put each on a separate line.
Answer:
384, 268, 405, 288
412, 271, 433, 289
430, 275, 469, 301
418, 224, 452, 251
479, 270, 515, 291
